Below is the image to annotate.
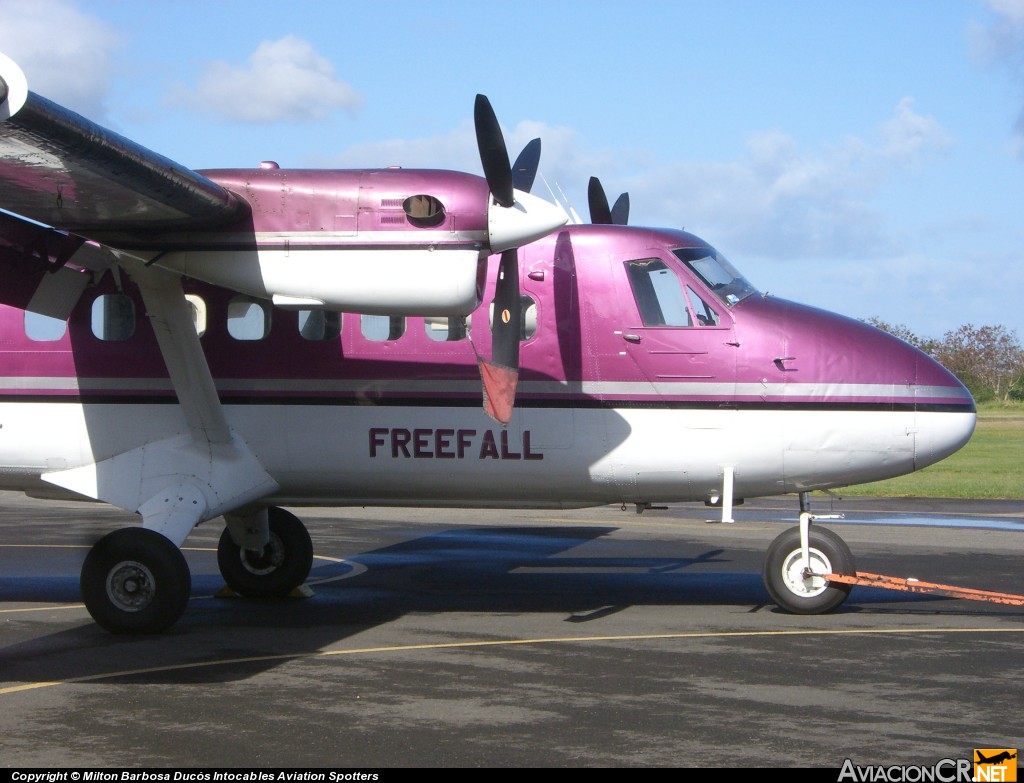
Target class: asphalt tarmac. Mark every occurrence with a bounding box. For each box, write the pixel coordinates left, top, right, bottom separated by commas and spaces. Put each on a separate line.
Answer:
1, 491, 1022, 769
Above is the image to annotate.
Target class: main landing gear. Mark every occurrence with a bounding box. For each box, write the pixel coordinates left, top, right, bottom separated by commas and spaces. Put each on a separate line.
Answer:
81, 527, 191, 634
79, 506, 314, 633
762, 494, 855, 614
217, 507, 313, 598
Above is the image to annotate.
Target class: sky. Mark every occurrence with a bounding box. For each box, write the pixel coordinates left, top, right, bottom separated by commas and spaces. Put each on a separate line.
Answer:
1, 0, 1022, 341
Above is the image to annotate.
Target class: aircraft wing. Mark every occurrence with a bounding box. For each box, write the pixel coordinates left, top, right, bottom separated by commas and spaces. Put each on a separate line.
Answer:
0, 52, 247, 240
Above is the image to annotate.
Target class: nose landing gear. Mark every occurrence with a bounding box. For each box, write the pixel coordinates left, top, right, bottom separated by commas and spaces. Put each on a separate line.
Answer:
763, 493, 855, 614
763, 522, 855, 614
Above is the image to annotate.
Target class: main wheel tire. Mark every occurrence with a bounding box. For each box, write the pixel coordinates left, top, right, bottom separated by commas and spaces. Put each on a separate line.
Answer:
763, 525, 855, 614
80, 527, 191, 634
217, 507, 313, 598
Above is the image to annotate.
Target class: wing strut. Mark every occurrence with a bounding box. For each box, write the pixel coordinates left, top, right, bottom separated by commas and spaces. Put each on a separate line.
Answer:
42, 261, 278, 546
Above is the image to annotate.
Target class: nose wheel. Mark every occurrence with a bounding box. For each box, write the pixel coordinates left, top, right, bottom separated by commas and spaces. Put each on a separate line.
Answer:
80, 527, 192, 633
763, 524, 854, 614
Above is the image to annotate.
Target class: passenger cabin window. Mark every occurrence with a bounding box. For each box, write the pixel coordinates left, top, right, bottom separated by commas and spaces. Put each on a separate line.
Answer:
361, 314, 405, 342
299, 310, 341, 341
227, 296, 271, 340
488, 296, 537, 341
425, 315, 469, 342
672, 247, 756, 306
186, 294, 207, 337
625, 259, 692, 327
25, 312, 67, 342
91, 294, 136, 341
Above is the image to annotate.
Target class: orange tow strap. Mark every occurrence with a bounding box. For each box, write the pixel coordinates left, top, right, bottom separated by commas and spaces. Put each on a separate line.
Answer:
825, 572, 1024, 607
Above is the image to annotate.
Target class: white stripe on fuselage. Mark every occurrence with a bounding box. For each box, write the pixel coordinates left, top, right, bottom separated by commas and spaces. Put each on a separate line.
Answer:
0, 376, 973, 402
0, 401, 976, 508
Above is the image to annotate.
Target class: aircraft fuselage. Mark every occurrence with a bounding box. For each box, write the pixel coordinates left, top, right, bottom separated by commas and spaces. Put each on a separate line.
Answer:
0, 222, 976, 509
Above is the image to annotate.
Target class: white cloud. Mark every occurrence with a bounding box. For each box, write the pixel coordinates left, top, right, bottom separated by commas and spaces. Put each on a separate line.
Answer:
169, 36, 362, 124
311, 97, 951, 264
0, 0, 120, 119
971, 0, 1024, 156
313, 116, 594, 179
617, 98, 951, 259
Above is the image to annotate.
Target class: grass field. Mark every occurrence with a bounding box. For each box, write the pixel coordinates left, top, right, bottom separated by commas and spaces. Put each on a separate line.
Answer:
838, 402, 1024, 499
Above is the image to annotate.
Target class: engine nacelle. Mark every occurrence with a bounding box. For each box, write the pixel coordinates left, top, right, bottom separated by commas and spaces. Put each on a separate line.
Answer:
156, 245, 485, 316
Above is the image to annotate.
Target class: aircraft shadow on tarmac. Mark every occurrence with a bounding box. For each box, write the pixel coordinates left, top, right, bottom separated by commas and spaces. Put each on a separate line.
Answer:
2, 523, 1021, 687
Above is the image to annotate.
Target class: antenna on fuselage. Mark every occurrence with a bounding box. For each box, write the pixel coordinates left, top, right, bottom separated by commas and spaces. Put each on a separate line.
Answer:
539, 174, 582, 225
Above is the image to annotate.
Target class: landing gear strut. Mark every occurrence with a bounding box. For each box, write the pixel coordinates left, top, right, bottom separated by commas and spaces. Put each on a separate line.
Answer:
217, 506, 313, 597
762, 493, 855, 614
80, 527, 192, 633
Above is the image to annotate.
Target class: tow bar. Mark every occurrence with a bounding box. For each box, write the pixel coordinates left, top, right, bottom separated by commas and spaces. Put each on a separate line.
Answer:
823, 572, 1024, 607
796, 503, 1024, 607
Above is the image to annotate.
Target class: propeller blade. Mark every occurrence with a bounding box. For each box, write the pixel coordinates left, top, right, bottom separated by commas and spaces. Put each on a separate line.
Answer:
474, 94, 514, 208
611, 192, 630, 225
511, 138, 541, 194
478, 249, 521, 425
588, 176, 613, 224
490, 249, 522, 371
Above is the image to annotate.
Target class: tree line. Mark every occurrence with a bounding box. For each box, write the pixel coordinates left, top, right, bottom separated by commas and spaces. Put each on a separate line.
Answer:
865, 319, 1024, 403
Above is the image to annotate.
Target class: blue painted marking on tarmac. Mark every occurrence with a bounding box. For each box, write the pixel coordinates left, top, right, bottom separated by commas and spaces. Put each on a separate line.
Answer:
733, 509, 1024, 532
834, 516, 1024, 531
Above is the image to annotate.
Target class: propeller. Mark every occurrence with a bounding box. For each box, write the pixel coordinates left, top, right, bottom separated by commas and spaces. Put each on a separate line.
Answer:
474, 96, 564, 253
479, 248, 522, 425
611, 192, 630, 226
484, 139, 539, 422
474, 94, 515, 208
472, 97, 564, 425
511, 137, 541, 193
587, 177, 612, 225
587, 176, 629, 225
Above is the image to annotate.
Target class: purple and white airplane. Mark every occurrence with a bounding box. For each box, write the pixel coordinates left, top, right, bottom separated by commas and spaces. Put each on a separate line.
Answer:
0, 53, 975, 633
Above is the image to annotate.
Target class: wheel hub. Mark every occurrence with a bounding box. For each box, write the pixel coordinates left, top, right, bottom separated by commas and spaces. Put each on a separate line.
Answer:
780, 547, 833, 598
240, 533, 285, 576
105, 560, 156, 612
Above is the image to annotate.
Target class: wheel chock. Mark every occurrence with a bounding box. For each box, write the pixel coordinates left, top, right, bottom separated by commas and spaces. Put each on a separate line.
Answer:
825, 572, 1024, 607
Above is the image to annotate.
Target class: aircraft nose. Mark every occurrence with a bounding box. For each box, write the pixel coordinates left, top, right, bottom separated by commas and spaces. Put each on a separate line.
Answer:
734, 296, 976, 483
912, 351, 976, 470
487, 189, 568, 253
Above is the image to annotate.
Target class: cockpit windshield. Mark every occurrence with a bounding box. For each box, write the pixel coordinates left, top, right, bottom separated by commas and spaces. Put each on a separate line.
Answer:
672, 247, 757, 306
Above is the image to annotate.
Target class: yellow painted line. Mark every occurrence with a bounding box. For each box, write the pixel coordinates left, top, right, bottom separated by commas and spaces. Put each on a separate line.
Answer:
3, 626, 1022, 697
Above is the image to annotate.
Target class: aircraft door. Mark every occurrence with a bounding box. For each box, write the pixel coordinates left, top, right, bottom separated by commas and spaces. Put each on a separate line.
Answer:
579, 251, 741, 504
617, 257, 737, 395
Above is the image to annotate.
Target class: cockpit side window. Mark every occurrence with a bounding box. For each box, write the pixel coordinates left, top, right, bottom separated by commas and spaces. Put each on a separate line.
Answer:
672, 247, 756, 306
625, 259, 692, 327
687, 286, 720, 326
